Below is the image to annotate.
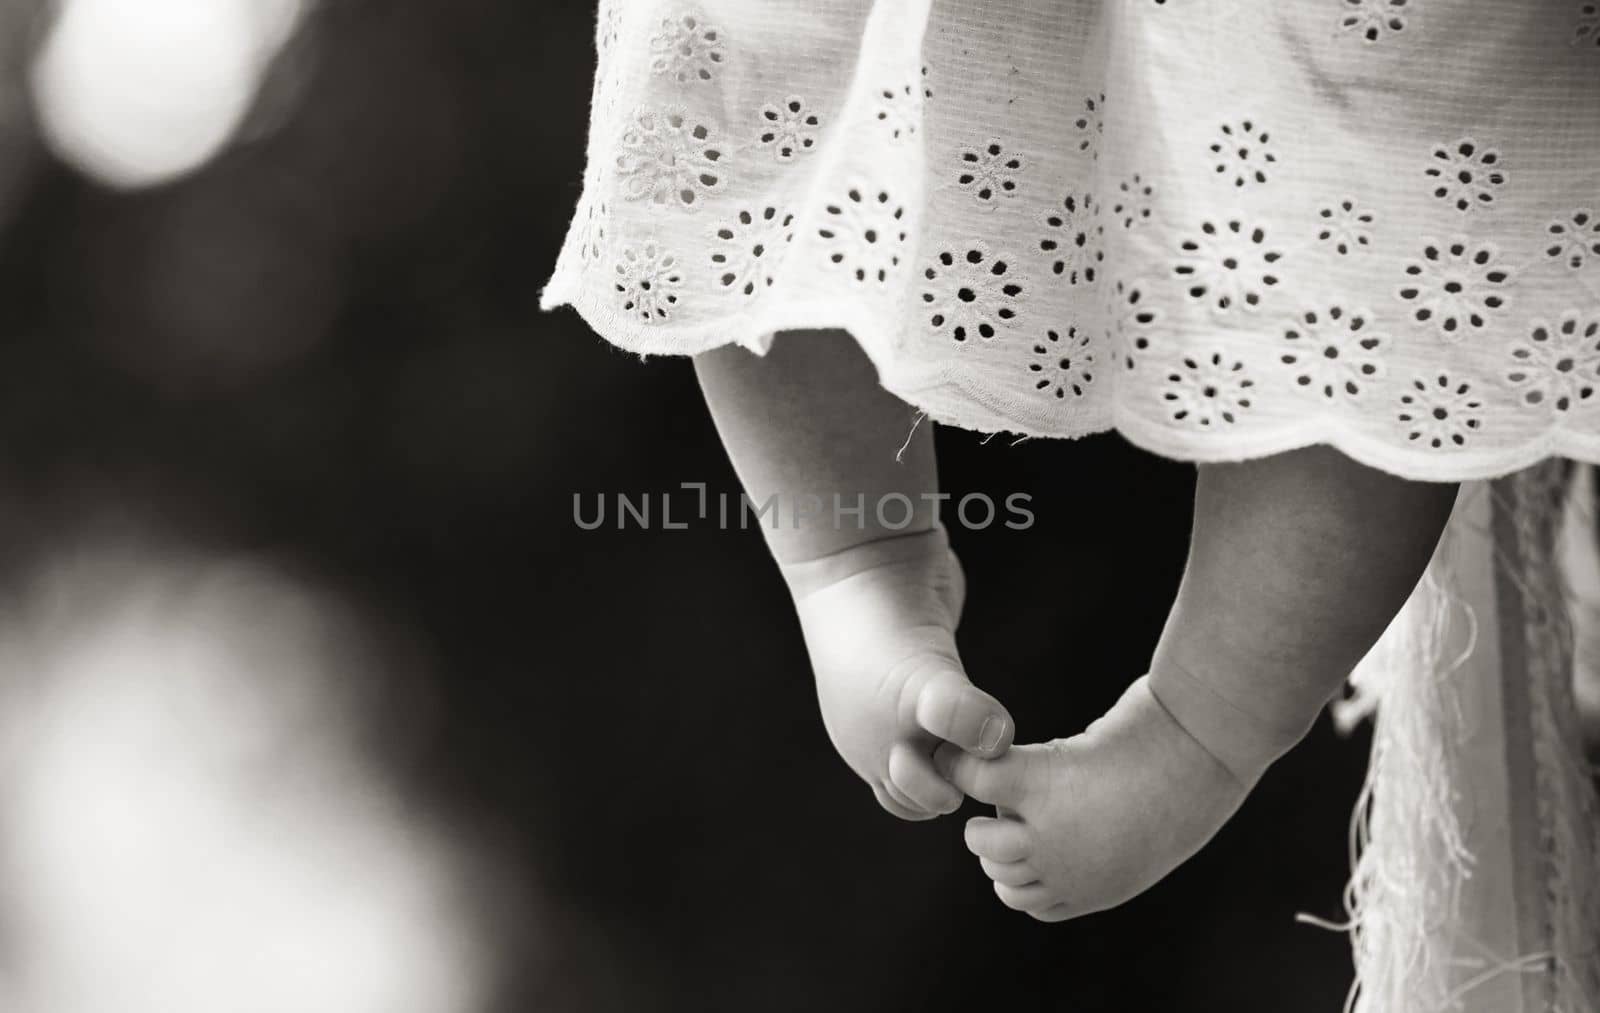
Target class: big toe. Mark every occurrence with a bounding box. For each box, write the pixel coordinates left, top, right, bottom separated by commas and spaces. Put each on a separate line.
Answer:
933, 741, 1031, 809
915, 669, 1013, 756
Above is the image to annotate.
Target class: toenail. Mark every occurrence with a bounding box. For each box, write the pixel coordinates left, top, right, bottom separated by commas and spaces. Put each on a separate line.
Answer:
979, 716, 1004, 752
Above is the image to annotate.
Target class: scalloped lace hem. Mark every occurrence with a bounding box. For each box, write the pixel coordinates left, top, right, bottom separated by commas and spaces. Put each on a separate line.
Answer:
541, 271, 1600, 484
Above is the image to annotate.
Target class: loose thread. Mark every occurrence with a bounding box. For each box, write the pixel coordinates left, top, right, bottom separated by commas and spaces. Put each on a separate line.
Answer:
1295, 911, 1354, 933
1439, 951, 1556, 1007
895, 411, 927, 463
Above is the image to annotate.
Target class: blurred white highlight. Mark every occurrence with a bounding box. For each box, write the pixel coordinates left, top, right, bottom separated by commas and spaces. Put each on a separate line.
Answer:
28, 0, 307, 188
0, 543, 491, 1013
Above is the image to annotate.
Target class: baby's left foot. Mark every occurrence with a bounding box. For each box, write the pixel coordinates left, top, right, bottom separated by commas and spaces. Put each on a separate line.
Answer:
936, 675, 1252, 922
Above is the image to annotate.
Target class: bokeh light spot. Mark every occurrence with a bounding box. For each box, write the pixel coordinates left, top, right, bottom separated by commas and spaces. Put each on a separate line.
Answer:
29, 0, 305, 188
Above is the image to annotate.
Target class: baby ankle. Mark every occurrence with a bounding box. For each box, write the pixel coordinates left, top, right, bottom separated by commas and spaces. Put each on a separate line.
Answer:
1145, 657, 1317, 787
780, 524, 949, 602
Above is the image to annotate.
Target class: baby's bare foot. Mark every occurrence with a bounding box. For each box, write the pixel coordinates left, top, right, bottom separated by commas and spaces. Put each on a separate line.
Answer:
936, 675, 1249, 920
787, 527, 1014, 821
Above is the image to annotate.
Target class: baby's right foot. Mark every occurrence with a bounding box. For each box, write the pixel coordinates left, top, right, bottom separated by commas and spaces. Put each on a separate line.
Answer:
937, 675, 1251, 920
785, 526, 1015, 821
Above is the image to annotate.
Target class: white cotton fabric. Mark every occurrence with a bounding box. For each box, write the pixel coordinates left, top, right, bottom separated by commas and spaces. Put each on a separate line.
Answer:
542, 0, 1600, 481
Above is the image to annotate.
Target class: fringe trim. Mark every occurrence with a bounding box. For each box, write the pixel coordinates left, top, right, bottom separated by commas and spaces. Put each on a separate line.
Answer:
1313, 465, 1600, 1013
1321, 508, 1483, 1013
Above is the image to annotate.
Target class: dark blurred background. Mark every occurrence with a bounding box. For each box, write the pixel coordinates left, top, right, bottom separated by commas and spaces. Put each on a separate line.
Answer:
0, 1, 1371, 1009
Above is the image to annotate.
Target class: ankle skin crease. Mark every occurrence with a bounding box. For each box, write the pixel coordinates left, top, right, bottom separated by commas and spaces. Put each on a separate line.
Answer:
693, 329, 941, 581
1148, 446, 1459, 785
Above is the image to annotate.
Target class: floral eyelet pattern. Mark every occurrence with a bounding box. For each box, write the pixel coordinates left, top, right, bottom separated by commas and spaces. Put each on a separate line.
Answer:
1210, 120, 1276, 188
1506, 311, 1600, 412
615, 107, 725, 209
1544, 209, 1600, 270
1575, 3, 1600, 48
1339, 0, 1409, 42
1113, 175, 1156, 230
598, 1, 622, 50
818, 186, 910, 286
1039, 193, 1104, 285
1163, 352, 1255, 426
956, 141, 1024, 205
1279, 305, 1387, 401
1317, 198, 1375, 255
1030, 327, 1097, 399
1173, 218, 1284, 313
649, 14, 725, 83
614, 242, 684, 323
710, 207, 796, 301
921, 246, 1024, 342
1396, 237, 1512, 341
1108, 277, 1162, 370
555, 0, 1600, 490
758, 98, 821, 162
575, 195, 611, 266
1426, 138, 1507, 213
1074, 93, 1105, 160
874, 83, 921, 142
1397, 375, 1484, 449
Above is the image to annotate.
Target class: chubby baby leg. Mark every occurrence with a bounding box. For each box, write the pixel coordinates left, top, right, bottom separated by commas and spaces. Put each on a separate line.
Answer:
788, 523, 1014, 820
941, 445, 1459, 919
696, 331, 1013, 821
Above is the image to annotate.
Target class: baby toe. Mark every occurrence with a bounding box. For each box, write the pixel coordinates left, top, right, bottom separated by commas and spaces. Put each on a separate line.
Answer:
872, 783, 937, 822
993, 881, 1058, 914
935, 744, 1030, 809
963, 815, 1032, 863
915, 669, 1013, 756
888, 742, 962, 815
979, 856, 1038, 887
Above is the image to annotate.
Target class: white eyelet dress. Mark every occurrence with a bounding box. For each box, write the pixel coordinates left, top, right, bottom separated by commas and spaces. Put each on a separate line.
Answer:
540, 2, 1600, 1009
